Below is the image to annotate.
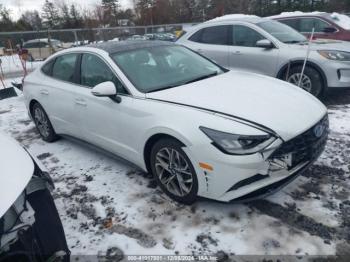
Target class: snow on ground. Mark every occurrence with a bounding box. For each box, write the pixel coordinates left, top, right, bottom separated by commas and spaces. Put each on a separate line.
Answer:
1, 81, 350, 258
0, 55, 43, 78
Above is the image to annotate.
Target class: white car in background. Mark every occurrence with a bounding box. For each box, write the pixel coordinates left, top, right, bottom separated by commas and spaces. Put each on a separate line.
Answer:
178, 15, 350, 97
23, 38, 63, 60
23, 41, 328, 204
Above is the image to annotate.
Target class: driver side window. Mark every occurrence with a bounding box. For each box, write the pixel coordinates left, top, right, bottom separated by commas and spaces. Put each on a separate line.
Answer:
80, 53, 128, 95
232, 25, 265, 47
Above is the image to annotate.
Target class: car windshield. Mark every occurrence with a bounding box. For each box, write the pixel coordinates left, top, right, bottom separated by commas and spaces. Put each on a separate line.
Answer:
111, 45, 224, 93
258, 20, 307, 44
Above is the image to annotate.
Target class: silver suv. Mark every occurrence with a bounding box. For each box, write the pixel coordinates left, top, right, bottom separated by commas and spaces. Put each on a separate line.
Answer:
178, 15, 350, 97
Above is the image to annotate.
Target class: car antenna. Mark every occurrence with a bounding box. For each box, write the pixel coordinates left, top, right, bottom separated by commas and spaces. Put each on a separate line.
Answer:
298, 28, 315, 88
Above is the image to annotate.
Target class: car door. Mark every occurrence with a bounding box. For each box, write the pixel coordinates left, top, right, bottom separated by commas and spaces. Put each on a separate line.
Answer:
74, 52, 137, 160
183, 25, 230, 67
40, 53, 81, 136
229, 24, 280, 76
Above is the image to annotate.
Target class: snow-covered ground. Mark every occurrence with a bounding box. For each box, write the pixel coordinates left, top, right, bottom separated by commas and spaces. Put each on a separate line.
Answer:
0, 55, 43, 78
0, 80, 350, 258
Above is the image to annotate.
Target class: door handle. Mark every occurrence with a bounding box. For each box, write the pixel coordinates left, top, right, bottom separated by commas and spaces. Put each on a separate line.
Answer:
75, 98, 87, 107
233, 51, 242, 55
197, 49, 203, 53
40, 89, 49, 95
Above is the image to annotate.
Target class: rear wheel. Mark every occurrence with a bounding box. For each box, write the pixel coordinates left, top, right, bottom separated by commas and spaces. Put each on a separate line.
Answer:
150, 138, 198, 204
285, 65, 324, 97
32, 103, 59, 142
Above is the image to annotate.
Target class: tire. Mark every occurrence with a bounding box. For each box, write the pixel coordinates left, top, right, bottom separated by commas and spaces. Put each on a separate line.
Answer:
150, 138, 198, 204
284, 65, 324, 97
32, 103, 59, 142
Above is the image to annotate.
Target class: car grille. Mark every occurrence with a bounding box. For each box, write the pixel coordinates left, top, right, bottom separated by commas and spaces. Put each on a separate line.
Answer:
270, 115, 329, 169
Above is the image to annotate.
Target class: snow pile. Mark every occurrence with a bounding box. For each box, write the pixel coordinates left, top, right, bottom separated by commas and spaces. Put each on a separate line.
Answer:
330, 12, 350, 30
269, 11, 324, 19
206, 14, 259, 23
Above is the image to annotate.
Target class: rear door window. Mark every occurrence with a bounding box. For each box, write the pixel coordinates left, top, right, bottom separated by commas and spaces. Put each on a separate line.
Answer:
189, 25, 230, 45
279, 18, 300, 31
52, 53, 78, 83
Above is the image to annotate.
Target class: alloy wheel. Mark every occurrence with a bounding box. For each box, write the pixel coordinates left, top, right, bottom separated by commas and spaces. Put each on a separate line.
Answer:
155, 147, 194, 197
287, 73, 312, 92
34, 107, 50, 138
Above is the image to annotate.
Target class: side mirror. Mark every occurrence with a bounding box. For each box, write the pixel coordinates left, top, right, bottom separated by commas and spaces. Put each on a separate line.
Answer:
92, 81, 121, 103
323, 27, 337, 33
256, 39, 274, 49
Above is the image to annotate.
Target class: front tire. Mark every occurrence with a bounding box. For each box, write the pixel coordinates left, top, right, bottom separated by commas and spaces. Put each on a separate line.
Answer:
285, 65, 324, 97
150, 138, 198, 204
32, 103, 59, 142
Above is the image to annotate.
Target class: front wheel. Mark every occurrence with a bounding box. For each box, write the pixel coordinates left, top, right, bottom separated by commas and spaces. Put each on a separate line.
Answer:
150, 138, 198, 204
285, 66, 324, 97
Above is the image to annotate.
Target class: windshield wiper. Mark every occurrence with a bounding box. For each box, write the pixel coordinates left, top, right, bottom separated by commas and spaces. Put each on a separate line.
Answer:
148, 83, 182, 93
184, 71, 219, 85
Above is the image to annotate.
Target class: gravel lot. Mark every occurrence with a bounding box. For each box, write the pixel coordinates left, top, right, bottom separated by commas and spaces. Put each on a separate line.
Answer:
0, 86, 349, 259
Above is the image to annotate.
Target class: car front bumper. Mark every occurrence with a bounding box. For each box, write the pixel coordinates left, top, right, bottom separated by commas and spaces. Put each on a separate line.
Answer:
188, 115, 329, 202
321, 60, 350, 89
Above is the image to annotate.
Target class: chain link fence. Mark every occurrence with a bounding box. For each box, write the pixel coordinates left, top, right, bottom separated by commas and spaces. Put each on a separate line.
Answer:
0, 23, 197, 60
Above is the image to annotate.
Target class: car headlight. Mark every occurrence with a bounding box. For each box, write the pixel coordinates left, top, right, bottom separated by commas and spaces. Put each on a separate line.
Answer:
318, 50, 350, 61
200, 127, 276, 155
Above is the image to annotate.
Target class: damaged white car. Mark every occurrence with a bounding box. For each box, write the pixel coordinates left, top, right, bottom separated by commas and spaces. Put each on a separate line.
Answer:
0, 133, 69, 261
23, 41, 328, 204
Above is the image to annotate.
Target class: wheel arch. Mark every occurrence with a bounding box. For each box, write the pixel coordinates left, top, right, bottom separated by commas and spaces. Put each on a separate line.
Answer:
29, 99, 40, 118
276, 60, 328, 89
143, 133, 187, 174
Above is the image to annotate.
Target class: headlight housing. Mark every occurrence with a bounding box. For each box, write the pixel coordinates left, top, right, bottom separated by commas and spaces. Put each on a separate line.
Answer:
318, 50, 350, 61
200, 127, 276, 155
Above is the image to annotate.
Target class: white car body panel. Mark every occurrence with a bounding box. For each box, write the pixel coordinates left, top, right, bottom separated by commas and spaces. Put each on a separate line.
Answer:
0, 133, 33, 217
23, 43, 327, 201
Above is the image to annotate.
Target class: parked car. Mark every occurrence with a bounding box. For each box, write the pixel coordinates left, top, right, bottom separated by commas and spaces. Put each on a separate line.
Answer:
23, 38, 63, 60
270, 12, 350, 42
127, 35, 147, 41
177, 15, 350, 97
23, 41, 328, 204
0, 133, 69, 261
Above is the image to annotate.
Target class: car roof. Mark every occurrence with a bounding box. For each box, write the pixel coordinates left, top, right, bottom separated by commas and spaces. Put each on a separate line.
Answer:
87, 40, 175, 54
269, 11, 330, 19
24, 38, 60, 44
204, 14, 268, 25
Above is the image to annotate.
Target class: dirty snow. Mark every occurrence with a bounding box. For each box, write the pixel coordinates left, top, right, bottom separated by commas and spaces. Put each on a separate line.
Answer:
0, 81, 350, 258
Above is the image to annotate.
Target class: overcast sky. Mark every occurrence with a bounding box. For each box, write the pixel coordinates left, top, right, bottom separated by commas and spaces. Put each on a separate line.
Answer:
0, 0, 133, 20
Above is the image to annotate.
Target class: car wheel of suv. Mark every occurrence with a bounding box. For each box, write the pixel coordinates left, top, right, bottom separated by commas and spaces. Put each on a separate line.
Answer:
32, 103, 59, 142
286, 66, 324, 97
150, 138, 198, 204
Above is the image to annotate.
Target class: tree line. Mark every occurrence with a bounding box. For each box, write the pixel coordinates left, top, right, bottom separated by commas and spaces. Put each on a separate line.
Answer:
0, 0, 350, 32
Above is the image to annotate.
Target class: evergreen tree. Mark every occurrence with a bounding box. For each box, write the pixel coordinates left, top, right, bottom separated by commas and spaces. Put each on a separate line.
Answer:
42, 0, 60, 29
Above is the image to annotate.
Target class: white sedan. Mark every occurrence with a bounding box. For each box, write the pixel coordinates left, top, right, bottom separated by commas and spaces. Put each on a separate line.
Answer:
23, 41, 328, 204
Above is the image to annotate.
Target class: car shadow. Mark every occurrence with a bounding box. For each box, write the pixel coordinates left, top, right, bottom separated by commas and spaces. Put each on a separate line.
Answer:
323, 89, 350, 107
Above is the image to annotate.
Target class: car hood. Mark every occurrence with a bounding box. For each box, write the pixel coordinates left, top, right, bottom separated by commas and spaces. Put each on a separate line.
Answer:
146, 71, 327, 141
0, 133, 34, 218
291, 39, 350, 51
